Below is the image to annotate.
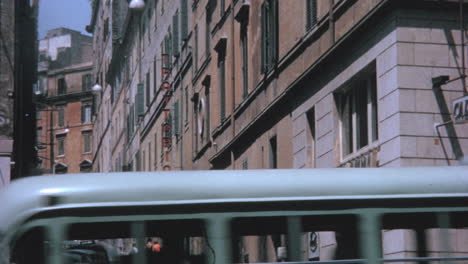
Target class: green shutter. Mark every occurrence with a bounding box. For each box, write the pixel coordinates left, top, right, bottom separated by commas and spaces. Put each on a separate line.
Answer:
181, 0, 188, 40
173, 12, 179, 56
137, 83, 144, 116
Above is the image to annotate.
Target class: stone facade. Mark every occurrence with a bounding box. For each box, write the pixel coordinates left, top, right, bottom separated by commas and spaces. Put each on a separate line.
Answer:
90, 0, 468, 261
35, 28, 94, 174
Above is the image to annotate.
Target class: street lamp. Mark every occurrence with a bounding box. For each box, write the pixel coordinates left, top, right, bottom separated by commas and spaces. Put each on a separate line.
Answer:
129, 0, 145, 11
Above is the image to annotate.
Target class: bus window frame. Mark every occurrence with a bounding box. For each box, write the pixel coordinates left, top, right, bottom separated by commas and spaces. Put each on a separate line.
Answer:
3, 204, 468, 264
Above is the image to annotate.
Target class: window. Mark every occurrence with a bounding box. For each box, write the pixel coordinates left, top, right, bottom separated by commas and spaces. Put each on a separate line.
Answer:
232, 215, 359, 263
57, 107, 65, 127
146, 72, 151, 106
174, 100, 180, 137
218, 52, 226, 122
82, 74, 92, 91
83, 131, 92, 153
306, 108, 315, 168
36, 107, 42, 120
137, 83, 145, 117
66, 219, 207, 264
242, 159, 248, 169
181, 0, 189, 40
381, 212, 468, 262
205, 5, 211, 58
173, 11, 180, 57
194, 25, 198, 71
36, 127, 42, 146
338, 64, 378, 156
220, 0, 225, 16
81, 104, 92, 124
306, 0, 317, 31
185, 86, 189, 123
269, 136, 277, 169
154, 133, 158, 170
153, 56, 158, 94
241, 25, 248, 99
57, 136, 65, 156
135, 151, 141, 171
103, 18, 109, 41
58, 77, 66, 95
10, 227, 45, 264
261, 0, 278, 73
148, 142, 152, 171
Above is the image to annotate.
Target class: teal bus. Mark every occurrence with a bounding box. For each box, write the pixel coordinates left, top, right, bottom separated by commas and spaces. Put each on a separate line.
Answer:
0, 166, 467, 264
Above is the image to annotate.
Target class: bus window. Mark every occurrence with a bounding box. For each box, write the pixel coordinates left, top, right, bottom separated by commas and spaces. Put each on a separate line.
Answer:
301, 215, 359, 261
381, 212, 468, 262
66, 219, 207, 264
232, 217, 287, 263
10, 227, 45, 264
231, 215, 360, 263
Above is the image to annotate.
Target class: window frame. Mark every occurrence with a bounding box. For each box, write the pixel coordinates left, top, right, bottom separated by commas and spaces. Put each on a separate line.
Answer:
338, 65, 378, 158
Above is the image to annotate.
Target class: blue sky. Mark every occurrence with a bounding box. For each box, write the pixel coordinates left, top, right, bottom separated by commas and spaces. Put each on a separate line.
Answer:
38, 0, 92, 39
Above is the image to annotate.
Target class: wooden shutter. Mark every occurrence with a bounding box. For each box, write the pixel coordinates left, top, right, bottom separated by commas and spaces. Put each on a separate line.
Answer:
137, 83, 144, 116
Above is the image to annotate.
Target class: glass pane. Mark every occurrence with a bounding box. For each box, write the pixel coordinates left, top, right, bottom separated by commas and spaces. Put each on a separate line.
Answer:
381, 212, 468, 263
10, 227, 45, 264
232, 215, 360, 264
302, 215, 360, 261
66, 219, 207, 264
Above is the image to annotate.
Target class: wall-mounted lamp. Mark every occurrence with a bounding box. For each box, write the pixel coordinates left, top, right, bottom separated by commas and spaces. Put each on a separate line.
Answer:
92, 83, 103, 92
129, 0, 145, 11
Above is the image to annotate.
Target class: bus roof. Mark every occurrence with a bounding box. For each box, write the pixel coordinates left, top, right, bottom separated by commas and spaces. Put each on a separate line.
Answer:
0, 166, 467, 232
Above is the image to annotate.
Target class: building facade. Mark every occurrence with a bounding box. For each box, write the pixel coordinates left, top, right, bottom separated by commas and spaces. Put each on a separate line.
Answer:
35, 28, 94, 174
0, 0, 38, 184
90, 0, 468, 261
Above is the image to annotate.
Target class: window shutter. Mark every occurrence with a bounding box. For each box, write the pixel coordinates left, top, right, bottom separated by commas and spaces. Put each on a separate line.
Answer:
173, 12, 179, 56
174, 100, 179, 136
146, 72, 151, 106
181, 0, 188, 40
306, 0, 317, 30
270, 0, 278, 66
81, 105, 85, 123
261, 2, 267, 73
137, 83, 144, 116
82, 75, 86, 91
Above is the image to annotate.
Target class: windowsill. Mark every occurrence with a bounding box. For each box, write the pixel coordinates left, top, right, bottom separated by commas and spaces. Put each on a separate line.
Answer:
57, 155, 65, 158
